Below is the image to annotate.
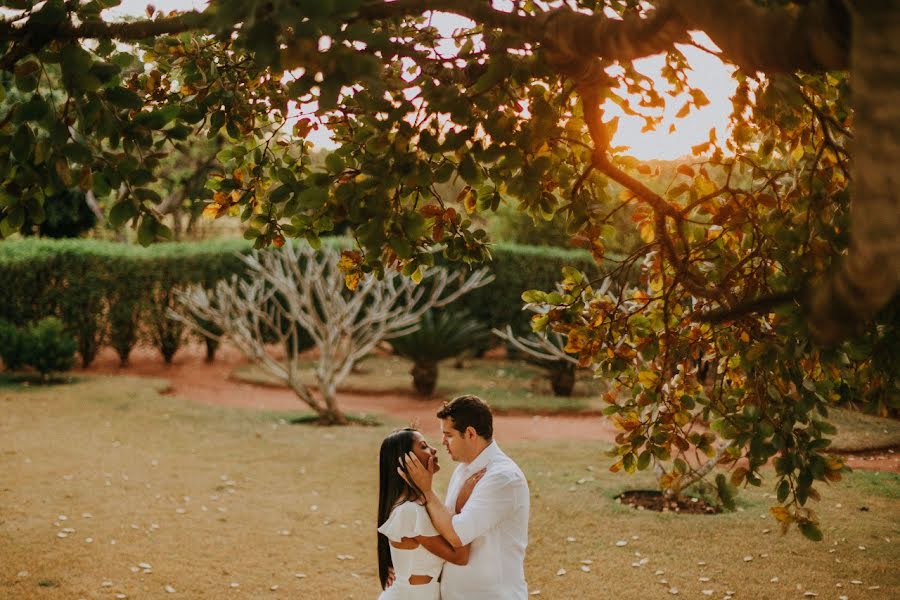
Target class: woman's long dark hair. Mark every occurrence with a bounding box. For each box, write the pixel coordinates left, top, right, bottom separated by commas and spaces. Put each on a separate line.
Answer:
377, 427, 425, 589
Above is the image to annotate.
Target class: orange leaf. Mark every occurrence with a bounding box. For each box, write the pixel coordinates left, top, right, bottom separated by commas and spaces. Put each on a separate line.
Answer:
770, 506, 792, 523
676, 164, 695, 177
419, 204, 444, 218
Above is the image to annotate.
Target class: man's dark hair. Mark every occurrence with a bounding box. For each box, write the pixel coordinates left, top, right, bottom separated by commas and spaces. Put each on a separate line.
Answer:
437, 395, 493, 440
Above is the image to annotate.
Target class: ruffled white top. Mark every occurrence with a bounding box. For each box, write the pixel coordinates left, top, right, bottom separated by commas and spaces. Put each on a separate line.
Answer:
378, 501, 444, 583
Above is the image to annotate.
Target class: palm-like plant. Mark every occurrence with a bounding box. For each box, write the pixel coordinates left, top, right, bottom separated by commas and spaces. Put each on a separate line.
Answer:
493, 326, 580, 396
390, 310, 490, 397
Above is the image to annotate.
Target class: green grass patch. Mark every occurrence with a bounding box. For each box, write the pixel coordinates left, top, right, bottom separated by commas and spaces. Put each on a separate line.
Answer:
0, 371, 80, 390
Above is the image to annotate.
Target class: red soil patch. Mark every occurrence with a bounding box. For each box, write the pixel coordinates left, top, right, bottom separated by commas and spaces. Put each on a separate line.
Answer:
79, 343, 899, 474
80, 343, 619, 444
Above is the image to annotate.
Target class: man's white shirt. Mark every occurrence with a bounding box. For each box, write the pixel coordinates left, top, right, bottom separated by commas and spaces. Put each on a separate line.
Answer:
440, 441, 529, 600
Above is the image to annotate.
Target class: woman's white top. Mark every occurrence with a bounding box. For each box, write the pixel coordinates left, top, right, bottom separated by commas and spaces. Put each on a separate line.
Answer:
378, 500, 444, 583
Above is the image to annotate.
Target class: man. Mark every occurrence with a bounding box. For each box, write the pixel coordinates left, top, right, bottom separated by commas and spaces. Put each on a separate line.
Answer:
403, 395, 530, 599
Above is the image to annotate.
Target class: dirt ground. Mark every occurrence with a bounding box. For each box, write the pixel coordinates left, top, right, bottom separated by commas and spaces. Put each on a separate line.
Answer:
80, 343, 899, 473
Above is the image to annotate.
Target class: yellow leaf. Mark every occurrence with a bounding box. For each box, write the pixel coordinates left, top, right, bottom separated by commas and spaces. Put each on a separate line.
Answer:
338, 250, 361, 272
410, 266, 424, 284
564, 329, 588, 354
202, 203, 221, 219
770, 506, 792, 523
740, 331, 750, 343
344, 272, 360, 291
791, 143, 804, 162
458, 185, 477, 215
637, 370, 658, 387
639, 221, 655, 243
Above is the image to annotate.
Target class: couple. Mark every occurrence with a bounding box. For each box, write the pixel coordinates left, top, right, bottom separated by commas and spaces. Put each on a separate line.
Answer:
376, 395, 530, 599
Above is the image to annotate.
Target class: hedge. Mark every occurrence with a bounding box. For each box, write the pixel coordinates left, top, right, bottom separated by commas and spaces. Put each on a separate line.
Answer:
0, 239, 249, 366
0, 238, 630, 365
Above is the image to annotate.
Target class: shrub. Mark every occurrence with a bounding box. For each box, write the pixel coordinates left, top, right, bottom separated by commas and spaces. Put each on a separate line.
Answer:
390, 309, 491, 396
0, 319, 27, 371
0, 238, 624, 365
21, 190, 97, 239
22, 317, 77, 377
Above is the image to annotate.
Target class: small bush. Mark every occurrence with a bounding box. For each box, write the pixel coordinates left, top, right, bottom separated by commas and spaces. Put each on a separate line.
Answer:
23, 317, 77, 377
0, 319, 27, 371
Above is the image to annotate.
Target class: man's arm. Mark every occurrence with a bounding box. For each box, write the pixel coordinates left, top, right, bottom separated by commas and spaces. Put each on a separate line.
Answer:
402, 452, 464, 547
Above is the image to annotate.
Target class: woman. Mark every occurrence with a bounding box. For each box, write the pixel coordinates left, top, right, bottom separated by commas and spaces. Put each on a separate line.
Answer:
376, 428, 479, 599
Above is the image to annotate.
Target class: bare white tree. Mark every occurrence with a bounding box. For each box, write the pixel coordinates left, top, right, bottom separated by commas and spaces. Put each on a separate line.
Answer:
169, 242, 493, 424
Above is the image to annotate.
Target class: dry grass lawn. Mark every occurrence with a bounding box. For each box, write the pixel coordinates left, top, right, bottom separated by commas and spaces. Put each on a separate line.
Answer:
2, 376, 898, 600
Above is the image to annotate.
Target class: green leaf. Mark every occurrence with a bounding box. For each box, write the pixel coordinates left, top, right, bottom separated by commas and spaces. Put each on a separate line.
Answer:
389, 237, 413, 259
318, 79, 341, 111
137, 215, 156, 246
268, 184, 292, 204
298, 186, 328, 209
104, 86, 143, 110
11, 124, 35, 161
62, 142, 93, 164
5, 204, 25, 229
134, 188, 162, 203
521, 290, 546, 304
61, 44, 100, 91
18, 94, 50, 122
799, 522, 823, 542
636, 450, 651, 471
108, 199, 138, 227
325, 152, 345, 173
776, 479, 790, 503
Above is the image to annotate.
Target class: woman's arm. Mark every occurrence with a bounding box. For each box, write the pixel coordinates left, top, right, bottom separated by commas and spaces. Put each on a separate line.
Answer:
455, 468, 486, 514
413, 535, 471, 565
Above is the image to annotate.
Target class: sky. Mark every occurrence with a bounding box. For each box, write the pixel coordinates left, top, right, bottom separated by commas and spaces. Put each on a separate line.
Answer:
108, 0, 735, 160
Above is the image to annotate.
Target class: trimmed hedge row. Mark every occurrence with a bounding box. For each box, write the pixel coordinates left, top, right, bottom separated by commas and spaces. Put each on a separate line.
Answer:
0, 238, 623, 366
0, 238, 249, 366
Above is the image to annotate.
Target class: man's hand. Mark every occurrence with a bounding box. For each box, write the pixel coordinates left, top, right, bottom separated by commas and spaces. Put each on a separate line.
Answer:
455, 468, 486, 514
386, 567, 395, 588
400, 451, 434, 494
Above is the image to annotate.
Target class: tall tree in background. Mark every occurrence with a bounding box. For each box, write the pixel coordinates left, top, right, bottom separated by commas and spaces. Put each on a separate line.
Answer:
0, 0, 897, 536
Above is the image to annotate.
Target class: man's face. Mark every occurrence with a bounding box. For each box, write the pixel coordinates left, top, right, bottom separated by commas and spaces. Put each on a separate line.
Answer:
440, 417, 470, 463
411, 431, 439, 473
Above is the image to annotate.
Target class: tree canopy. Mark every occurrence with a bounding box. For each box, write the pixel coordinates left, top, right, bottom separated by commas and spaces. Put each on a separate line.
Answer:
1, 0, 897, 537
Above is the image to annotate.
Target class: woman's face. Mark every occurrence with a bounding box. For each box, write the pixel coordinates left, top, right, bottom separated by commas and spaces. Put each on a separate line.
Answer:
411, 431, 439, 474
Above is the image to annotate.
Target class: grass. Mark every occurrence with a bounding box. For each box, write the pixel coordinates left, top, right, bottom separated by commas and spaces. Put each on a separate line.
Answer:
0, 372, 79, 390
230, 355, 607, 414
2, 376, 899, 599
826, 407, 900, 452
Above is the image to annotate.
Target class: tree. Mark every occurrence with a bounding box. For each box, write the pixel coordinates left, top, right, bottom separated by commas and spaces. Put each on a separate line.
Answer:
169, 242, 491, 424
1, 0, 897, 535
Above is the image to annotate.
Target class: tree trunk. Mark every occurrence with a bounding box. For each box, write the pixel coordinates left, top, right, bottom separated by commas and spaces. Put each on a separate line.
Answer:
204, 336, 218, 363
317, 407, 349, 426
807, 0, 900, 343
550, 363, 576, 396
411, 362, 438, 397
